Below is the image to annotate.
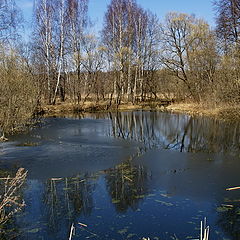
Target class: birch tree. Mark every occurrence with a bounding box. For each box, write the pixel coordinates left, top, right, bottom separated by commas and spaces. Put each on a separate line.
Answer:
134, 11, 161, 101
65, 0, 88, 104
52, 0, 67, 104
102, 0, 127, 104
33, 0, 54, 103
102, 0, 153, 103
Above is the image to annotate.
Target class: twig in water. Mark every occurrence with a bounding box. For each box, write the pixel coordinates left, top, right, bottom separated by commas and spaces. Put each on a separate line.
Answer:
226, 186, 240, 191
200, 218, 209, 240
78, 222, 88, 227
78, 224, 100, 238
221, 204, 233, 208
124, 175, 133, 182
68, 223, 75, 240
51, 178, 63, 181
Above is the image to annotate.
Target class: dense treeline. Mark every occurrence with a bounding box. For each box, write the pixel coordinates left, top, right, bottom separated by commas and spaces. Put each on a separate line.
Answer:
1, 0, 240, 136
0, 0, 38, 138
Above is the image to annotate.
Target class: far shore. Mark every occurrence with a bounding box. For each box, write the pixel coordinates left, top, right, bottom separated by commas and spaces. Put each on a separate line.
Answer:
1, 100, 239, 142
41, 100, 240, 122
166, 103, 240, 121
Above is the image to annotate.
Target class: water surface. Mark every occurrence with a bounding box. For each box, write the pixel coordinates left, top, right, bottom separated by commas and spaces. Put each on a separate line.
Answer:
1, 111, 240, 240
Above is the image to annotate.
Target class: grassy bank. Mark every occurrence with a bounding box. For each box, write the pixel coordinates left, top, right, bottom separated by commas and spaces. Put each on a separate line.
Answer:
166, 103, 240, 121
42, 100, 168, 115
41, 100, 240, 122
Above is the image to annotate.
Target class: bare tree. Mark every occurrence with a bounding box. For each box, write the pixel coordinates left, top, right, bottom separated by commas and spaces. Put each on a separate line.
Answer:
81, 34, 106, 102
139, 12, 161, 101
102, 0, 129, 104
65, 0, 88, 104
214, 0, 240, 104
52, 0, 67, 104
214, 0, 240, 49
160, 13, 217, 102
0, 45, 38, 138
33, 0, 55, 103
0, 0, 22, 42
102, 0, 158, 104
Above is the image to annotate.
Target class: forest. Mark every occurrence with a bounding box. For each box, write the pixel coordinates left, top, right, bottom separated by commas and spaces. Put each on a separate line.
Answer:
1, 0, 240, 136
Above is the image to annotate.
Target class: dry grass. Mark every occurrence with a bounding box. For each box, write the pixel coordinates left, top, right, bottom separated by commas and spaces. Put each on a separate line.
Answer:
43, 101, 152, 115
0, 168, 27, 226
42, 100, 240, 122
166, 103, 240, 121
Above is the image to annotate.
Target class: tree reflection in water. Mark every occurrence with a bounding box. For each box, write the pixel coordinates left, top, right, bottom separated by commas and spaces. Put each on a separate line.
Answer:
109, 111, 240, 154
43, 173, 96, 232
105, 158, 149, 212
217, 205, 240, 239
2, 112, 240, 239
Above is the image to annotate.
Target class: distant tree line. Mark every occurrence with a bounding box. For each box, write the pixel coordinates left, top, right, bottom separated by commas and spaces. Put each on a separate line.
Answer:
0, 0, 240, 135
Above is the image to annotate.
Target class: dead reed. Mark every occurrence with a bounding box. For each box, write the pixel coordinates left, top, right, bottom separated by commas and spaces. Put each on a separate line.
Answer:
0, 168, 27, 226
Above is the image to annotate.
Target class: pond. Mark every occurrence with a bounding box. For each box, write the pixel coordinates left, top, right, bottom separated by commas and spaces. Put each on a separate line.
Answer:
1, 111, 240, 240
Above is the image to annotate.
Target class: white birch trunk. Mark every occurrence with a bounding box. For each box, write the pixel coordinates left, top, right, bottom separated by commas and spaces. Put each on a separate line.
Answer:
52, 0, 64, 104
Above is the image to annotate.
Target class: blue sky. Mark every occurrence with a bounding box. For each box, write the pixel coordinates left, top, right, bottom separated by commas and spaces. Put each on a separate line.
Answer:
19, 0, 216, 38
89, 0, 216, 33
